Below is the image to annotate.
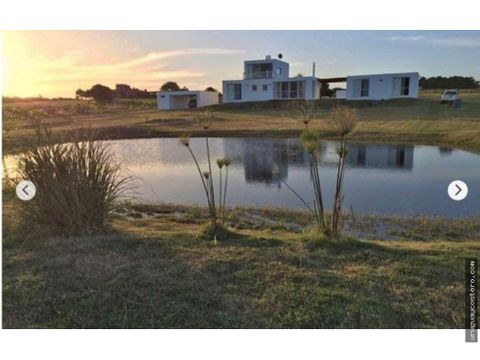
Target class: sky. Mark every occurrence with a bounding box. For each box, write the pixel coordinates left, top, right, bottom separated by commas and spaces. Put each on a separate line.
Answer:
2, 30, 480, 98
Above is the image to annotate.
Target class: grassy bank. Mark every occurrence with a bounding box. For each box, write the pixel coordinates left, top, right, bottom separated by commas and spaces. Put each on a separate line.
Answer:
3, 190, 480, 328
3, 92, 480, 154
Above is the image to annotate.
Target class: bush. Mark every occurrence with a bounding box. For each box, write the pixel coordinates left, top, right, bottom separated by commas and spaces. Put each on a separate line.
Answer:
18, 125, 129, 236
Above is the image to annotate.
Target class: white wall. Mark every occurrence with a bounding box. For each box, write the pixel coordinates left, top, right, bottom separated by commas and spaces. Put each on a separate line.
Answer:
222, 77, 320, 103
223, 79, 275, 102
157, 91, 218, 110
336, 90, 346, 99
197, 91, 219, 107
157, 92, 171, 109
346, 72, 419, 100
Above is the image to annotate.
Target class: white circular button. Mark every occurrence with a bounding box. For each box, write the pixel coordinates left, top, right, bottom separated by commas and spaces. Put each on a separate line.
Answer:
448, 180, 468, 201
16, 180, 36, 201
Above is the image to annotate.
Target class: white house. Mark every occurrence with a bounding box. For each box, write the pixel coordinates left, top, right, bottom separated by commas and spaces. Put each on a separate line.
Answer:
222, 56, 419, 103
222, 55, 321, 103
156, 90, 219, 110
345, 72, 419, 100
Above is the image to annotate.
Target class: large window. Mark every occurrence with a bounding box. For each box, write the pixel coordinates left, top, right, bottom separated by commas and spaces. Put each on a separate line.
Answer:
393, 77, 410, 96
227, 83, 242, 100
401, 77, 410, 95
361, 79, 369, 97
275, 81, 305, 99
354, 79, 369, 97
245, 63, 273, 79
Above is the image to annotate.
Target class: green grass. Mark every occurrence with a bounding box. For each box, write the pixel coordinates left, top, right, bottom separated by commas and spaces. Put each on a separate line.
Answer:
3, 91, 480, 154
3, 197, 479, 328
3, 92, 480, 328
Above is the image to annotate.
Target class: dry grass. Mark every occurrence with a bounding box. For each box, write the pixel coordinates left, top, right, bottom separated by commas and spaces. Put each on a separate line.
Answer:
3, 199, 480, 328
3, 92, 480, 154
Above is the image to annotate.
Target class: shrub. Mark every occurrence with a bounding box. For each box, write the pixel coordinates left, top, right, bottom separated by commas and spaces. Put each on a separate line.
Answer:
18, 124, 129, 236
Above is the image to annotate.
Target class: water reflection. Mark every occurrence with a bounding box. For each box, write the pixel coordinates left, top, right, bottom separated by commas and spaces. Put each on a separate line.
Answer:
344, 144, 413, 169
225, 139, 414, 185
4, 137, 480, 217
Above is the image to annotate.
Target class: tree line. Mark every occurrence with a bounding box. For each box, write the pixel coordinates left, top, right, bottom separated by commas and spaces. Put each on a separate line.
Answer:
75, 82, 218, 102
419, 76, 479, 90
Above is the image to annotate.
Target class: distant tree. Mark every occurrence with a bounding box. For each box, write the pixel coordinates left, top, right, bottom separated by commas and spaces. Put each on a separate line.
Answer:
86, 84, 114, 102
75, 89, 87, 99
419, 76, 478, 89
180, 86, 189, 91
161, 81, 182, 92
320, 82, 334, 97
205, 86, 217, 92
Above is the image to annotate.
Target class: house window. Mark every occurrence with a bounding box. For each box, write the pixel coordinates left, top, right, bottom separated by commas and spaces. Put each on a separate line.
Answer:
361, 79, 369, 97
252, 85, 258, 91
227, 83, 242, 100
262, 84, 268, 91
393, 77, 410, 96
290, 81, 298, 98
280, 82, 289, 98
353, 79, 370, 97
297, 81, 305, 98
401, 77, 410, 95
274, 81, 305, 99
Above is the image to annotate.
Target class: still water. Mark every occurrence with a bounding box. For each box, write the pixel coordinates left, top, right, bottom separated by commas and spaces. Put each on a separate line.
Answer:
101, 137, 479, 217
5, 137, 479, 217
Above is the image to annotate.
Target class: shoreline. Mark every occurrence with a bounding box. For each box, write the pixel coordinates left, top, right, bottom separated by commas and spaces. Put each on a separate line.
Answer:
3, 93, 480, 155
4, 126, 480, 155
116, 202, 480, 242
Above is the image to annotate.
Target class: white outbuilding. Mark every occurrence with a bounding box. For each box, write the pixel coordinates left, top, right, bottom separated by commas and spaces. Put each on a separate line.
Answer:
345, 72, 419, 100
156, 90, 219, 110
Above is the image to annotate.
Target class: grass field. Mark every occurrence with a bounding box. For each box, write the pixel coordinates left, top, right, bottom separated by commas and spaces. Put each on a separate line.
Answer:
3, 92, 480, 328
3, 92, 480, 154
3, 189, 480, 328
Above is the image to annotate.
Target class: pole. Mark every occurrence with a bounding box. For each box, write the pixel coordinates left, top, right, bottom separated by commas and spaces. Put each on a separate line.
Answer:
312, 62, 316, 99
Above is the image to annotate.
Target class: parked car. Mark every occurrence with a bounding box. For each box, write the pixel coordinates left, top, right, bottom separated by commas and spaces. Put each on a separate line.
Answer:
441, 89, 460, 103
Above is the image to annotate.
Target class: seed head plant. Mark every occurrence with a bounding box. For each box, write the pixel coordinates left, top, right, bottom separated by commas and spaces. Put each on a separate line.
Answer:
179, 109, 231, 240
329, 106, 358, 237
290, 99, 317, 129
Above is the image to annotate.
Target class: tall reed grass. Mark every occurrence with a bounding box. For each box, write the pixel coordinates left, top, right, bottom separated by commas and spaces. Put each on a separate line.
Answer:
18, 121, 129, 236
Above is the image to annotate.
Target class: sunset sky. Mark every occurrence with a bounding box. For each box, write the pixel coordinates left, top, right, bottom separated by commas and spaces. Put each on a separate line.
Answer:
2, 30, 480, 98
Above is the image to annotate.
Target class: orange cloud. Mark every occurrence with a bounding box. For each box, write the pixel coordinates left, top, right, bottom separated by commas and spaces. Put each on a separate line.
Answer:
3, 37, 243, 97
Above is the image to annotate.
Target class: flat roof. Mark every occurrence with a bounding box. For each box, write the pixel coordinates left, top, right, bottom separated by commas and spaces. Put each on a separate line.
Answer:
244, 58, 288, 65
157, 90, 218, 95
347, 72, 419, 78
318, 77, 347, 83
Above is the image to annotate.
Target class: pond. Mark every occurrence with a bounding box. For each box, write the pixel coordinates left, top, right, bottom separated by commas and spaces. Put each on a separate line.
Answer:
6, 137, 480, 217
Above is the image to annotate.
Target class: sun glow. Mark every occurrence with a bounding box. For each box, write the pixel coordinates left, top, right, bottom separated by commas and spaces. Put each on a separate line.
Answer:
3, 32, 54, 98
2, 32, 242, 98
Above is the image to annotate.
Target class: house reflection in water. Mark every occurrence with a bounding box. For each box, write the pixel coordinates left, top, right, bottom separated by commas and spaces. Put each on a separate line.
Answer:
241, 139, 303, 184
224, 139, 414, 185
345, 144, 414, 169
224, 139, 308, 184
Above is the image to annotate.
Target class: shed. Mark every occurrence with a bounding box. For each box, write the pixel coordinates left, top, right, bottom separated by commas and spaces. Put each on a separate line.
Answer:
156, 90, 219, 110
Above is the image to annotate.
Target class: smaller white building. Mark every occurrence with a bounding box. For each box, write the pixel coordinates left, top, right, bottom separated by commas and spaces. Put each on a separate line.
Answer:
156, 90, 219, 110
345, 72, 419, 100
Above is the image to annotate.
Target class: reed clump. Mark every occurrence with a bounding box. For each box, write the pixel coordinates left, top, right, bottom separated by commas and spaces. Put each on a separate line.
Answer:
18, 121, 129, 236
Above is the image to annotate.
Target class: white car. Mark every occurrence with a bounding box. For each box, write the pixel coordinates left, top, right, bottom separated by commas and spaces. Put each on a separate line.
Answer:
441, 89, 460, 103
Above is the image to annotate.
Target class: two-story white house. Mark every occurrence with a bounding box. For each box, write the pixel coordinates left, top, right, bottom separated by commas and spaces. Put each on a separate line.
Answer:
222, 55, 321, 103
